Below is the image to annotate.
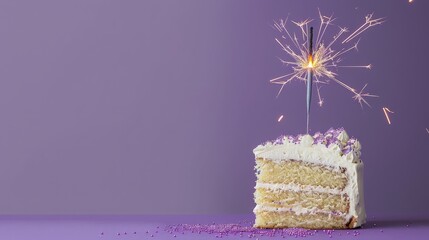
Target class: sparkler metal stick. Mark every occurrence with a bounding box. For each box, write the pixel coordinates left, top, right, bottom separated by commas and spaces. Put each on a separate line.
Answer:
306, 27, 314, 134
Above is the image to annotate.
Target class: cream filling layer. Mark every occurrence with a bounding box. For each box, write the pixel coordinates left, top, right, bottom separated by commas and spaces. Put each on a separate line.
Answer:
254, 205, 347, 218
255, 182, 345, 195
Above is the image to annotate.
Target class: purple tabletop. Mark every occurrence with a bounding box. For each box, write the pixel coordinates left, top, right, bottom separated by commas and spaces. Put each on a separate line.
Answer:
0, 214, 427, 240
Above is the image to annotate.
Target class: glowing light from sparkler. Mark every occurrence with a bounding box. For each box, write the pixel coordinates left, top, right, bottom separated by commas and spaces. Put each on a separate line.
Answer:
382, 107, 394, 125
307, 55, 314, 68
271, 10, 383, 108
278, 115, 284, 122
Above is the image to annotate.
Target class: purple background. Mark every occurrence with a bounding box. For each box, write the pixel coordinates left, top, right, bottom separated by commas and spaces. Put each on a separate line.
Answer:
0, 0, 427, 216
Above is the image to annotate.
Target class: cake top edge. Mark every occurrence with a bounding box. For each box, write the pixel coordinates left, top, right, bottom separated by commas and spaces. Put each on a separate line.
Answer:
254, 128, 362, 162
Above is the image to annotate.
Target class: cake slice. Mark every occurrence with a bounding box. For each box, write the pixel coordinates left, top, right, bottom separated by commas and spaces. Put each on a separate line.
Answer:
253, 128, 365, 229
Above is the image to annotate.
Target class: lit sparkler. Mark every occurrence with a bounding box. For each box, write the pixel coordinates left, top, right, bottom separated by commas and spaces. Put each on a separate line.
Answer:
278, 115, 284, 122
306, 27, 314, 133
271, 10, 383, 131
382, 107, 394, 125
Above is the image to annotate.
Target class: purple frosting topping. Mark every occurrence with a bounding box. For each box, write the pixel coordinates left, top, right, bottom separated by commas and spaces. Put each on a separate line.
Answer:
264, 127, 360, 156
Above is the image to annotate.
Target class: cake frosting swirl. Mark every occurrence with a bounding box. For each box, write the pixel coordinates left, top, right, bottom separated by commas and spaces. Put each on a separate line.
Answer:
254, 127, 362, 164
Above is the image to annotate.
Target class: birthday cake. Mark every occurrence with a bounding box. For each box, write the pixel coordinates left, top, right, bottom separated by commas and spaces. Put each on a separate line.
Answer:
253, 128, 365, 229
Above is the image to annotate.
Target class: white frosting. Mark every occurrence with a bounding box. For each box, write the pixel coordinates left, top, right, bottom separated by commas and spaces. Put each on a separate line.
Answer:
254, 129, 366, 227
300, 135, 314, 146
254, 205, 347, 218
255, 182, 344, 195
337, 130, 349, 144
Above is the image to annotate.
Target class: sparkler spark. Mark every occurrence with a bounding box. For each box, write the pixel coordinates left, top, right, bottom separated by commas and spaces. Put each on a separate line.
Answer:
382, 107, 394, 125
271, 11, 383, 107
278, 115, 284, 122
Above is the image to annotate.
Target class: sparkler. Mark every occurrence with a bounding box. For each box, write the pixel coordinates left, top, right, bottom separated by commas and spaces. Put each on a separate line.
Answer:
306, 27, 314, 134
271, 10, 383, 131
278, 115, 284, 122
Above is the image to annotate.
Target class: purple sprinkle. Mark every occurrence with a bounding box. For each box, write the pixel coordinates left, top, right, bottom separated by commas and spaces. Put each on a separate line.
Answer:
342, 146, 352, 155
164, 222, 331, 238
274, 135, 285, 144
